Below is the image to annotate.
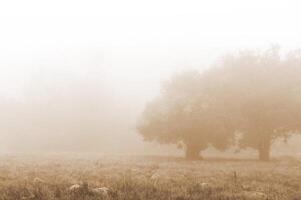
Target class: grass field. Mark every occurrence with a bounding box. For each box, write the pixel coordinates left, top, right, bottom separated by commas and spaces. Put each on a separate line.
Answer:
0, 154, 300, 200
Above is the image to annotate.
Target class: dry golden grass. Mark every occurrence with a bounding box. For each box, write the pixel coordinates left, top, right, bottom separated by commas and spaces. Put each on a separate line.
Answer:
0, 154, 300, 200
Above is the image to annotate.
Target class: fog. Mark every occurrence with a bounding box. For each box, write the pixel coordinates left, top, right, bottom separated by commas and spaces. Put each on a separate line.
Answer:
1, 0, 301, 155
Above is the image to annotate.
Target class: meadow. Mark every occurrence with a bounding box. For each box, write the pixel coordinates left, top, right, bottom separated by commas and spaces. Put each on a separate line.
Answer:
0, 154, 300, 200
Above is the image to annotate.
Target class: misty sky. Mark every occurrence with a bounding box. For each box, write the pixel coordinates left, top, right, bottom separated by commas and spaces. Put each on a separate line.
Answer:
0, 0, 301, 154
1, 0, 300, 101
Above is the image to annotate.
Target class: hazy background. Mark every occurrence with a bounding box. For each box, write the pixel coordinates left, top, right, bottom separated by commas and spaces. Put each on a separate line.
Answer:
1, 0, 301, 155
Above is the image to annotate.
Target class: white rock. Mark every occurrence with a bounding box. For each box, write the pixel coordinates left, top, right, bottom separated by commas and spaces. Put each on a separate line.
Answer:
91, 187, 109, 196
33, 177, 45, 184
21, 194, 35, 200
243, 191, 267, 199
200, 182, 209, 188
150, 173, 160, 180
69, 184, 81, 192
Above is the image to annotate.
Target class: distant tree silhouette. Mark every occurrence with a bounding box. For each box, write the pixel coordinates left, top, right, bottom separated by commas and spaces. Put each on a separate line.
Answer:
0, 67, 123, 152
204, 48, 301, 161
137, 70, 236, 160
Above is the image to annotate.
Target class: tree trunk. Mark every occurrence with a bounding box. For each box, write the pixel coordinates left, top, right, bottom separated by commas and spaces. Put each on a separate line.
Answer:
258, 138, 271, 161
185, 143, 202, 160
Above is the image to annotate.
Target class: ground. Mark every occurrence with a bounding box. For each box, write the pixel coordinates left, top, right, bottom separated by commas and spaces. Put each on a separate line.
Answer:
0, 154, 300, 200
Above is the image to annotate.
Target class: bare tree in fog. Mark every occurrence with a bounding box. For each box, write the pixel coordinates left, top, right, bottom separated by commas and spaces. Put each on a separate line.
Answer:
205, 48, 301, 161
137, 70, 236, 160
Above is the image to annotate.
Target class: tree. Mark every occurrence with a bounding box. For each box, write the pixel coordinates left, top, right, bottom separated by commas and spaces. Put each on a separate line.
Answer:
137, 70, 236, 160
0, 67, 123, 152
204, 48, 301, 161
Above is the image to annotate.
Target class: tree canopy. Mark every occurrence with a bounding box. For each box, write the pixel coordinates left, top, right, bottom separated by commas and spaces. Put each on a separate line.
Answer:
137, 70, 236, 159
137, 48, 301, 160
204, 48, 301, 160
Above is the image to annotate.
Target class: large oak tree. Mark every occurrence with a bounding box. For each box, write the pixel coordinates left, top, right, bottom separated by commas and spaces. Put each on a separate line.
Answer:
137, 70, 236, 160
204, 48, 301, 161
